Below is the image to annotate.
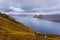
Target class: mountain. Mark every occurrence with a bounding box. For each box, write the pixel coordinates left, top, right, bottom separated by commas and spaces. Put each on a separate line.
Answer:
0, 12, 60, 40
34, 14, 60, 22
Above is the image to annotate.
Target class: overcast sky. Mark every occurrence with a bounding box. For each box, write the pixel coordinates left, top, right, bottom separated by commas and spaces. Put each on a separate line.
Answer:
0, 0, 60, 14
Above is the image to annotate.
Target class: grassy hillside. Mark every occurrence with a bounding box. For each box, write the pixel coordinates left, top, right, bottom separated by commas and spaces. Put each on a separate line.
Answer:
0, 12, 60, 40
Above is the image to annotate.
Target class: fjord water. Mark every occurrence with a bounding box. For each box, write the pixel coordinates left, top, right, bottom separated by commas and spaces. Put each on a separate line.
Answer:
13, 16, 60, 35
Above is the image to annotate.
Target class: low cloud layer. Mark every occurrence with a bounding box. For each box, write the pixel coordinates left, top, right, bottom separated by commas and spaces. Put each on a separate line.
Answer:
0, 0, 60, 14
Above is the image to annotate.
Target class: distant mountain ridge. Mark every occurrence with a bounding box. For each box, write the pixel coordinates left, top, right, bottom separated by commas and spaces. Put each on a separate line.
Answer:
34, 14, 60, 22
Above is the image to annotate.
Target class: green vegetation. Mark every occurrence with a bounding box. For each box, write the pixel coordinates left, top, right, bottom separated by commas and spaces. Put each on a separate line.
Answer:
0, 13, 60, 40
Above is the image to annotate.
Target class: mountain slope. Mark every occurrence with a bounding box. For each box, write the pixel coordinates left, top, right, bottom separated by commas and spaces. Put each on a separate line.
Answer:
0, 12, 60, 40
0, 13, 35, 32
34, 14, 60, 22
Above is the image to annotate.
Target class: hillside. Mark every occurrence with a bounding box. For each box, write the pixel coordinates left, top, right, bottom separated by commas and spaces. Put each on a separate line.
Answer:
34, 14, 60, 22
0, 12, 60, 40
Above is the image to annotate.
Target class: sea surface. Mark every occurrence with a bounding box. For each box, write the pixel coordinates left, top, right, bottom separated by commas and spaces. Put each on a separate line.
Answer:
12, 16, 60, 35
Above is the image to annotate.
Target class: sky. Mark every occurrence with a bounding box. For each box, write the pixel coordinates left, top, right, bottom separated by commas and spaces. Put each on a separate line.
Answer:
0, 0, 60, 14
